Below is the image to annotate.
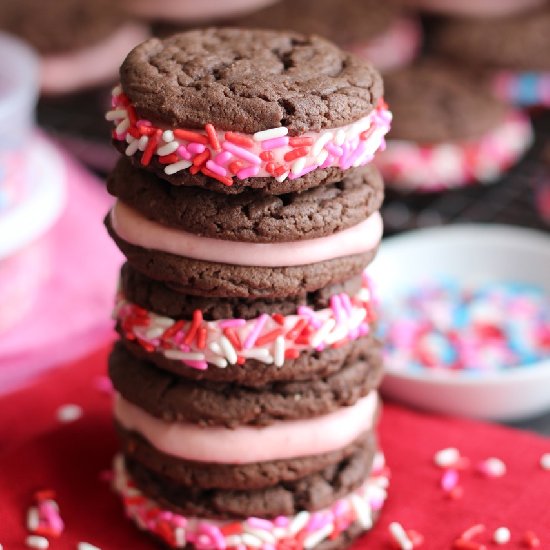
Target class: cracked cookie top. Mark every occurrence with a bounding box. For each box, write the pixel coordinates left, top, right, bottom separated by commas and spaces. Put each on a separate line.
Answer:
119, 27, 384, 135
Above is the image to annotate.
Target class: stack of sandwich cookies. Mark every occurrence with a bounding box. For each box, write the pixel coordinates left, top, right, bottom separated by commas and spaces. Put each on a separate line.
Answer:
105, 28, 391, 549
374, 63, 533, 192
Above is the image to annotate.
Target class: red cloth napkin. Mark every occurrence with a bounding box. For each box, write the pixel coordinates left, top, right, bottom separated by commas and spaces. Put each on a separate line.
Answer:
1, 344, 549, 550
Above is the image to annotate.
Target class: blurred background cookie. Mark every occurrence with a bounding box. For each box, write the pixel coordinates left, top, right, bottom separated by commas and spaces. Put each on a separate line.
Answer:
402, 0, 546, 18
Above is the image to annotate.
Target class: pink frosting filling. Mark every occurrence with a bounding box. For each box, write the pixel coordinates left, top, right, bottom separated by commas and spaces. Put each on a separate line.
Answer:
114, 391, 378, 464
110, 202, 383, 267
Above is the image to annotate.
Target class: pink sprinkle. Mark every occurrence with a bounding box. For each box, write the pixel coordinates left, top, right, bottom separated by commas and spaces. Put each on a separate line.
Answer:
441, 469, 459, 492
274, 516, 290, 528
333, 500, 348, 517
330, 294, 345, 325
243, 314, 269, 349
261, 136, 289, 150
358, 323, 370, 337
219, 319, 247, 329
206, 160, 227, 177
326, 143, 343, 157
214, 151, 233, 166
136, 120, 152, 128
340, 293, 353, 317
94, 376, 113, 395
177, 145, 192, 160
320, 154, 334, 169
297, 306, 323, 329
222, 141, 262, 165
183, 360, 209, 371
307, 511, 333, 532
247, 517, 274, 530
237, 165, 260, 179
188, 143, 206, 154
288, 164, 317, 180
172, 516, 187, 528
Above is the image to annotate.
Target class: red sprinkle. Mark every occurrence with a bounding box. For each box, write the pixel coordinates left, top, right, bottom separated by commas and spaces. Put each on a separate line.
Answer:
229, 160, 247, 174
265, 162, 277, 175
183, 310, 203, 345
237, 356, 246, 365
284, 147, 309, 162
141, 130, 161, 166
406, 530, 425, 548
289, 136, 314, 147
126, 104, 137, 125
225, 132, 255, 148
461, 524, 486, 541
255, 328, 285, 347
223, 328, 242, 352
221, 523, 243, 536
274, 164, 289, 177
360, 127, 375, 141
117, 93, 130, 106
260, 151, 275, 162
192, 149, 211, 168
162, 320, 186, 340
189, 164, 201, 175
197, 327, 207, 350
453, 540, 486, 550
447, 486, 464, 500
205, 123, 221, 151
272, 313, 286, 325
128, 127, 141, 139
201, 167, 234, 187
138, 125, 156, 137
173, 129, 209, 145
285, 348, 300, 359
286, 318, 309, 340
159, 153, 179, 165
34, 490, 56, 502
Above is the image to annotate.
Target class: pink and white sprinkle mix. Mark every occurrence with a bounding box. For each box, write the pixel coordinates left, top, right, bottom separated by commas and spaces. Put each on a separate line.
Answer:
115, 273, 376, 371
113, 453, 389, 550
26, 491, 64, 540
381, 280, 550, 374
107, 86, 391, 186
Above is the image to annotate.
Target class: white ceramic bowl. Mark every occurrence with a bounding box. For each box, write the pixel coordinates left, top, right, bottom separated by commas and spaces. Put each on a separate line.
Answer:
369, 224, 550, 421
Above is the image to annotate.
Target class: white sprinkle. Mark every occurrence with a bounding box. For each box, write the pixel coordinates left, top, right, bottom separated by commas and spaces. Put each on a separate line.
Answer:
156, 141, 180, 156
311, 132, 333, 156
291, 157, 307, 175
310, 319, 336, 348
324, 325, 349, 346
145, 327, 165, 339
479, 457, 506, 478
219, 336, 238, 365
335, 129, 346, 146
389, 522, 413, 550
350, 494, 373, 529
434, 448, 460, 469
224, 535, 243, 547
165, 160, 192, 175
274, 336, 285, 367
174, 527, 186, 548
125, 139, 140, 156
78, 543, 101, 550
57, 404, 83, 423
240, 348, 274, 363
112, 85, 122, 96
288, 511, 310, 536
206, 354, 228, 369
115, 118, 130, 135
162, 130, 175, 143
303, 524, 333, 549
137, 135, 149, 151
209, 342, 223, 355
493, 527, 511, 545
152, 316, 175, 328
253, 127, 288, 142
315, 149, 329, 166
26, 506, 39, 531
241, 533, 263, 548
243, 527, 276, 544
275, 171, 289, 183
163, 350, 205, 361
540, 453, 550, 470
26, 536, 49, 549
105, 109, 127, 121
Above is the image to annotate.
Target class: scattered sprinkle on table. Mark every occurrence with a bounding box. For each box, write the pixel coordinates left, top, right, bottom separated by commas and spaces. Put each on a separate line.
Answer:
477, 457, 506, 478
56, 404, 83, 423
493, 527, 511, 544
25, 535, 49, 549
539, 453, 550, 471
77, 543, 101, 550
381, 281, 550, 373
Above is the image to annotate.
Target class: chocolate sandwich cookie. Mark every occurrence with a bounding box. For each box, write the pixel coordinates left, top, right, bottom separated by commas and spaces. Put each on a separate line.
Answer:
109, 342, 382, 427
433, 7, 550, 108
117, 427, 377, 490
0, 0, 149, 95
374, 62, 533, 191
108, 158, 384, 242
107, 28, 391, 193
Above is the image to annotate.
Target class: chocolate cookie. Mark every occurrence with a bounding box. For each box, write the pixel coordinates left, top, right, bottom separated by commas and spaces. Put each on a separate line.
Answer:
118, 426, 377, 490
0, 0, 125, 54
120, 262, 364, 320
120, 28, 382, 135
433, 7, 550, 72
108, 158, 384, 242
109, 343, 383, 427
233, 0, 401, 49
383, 62, 507, 143
125, 444, 373, 518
